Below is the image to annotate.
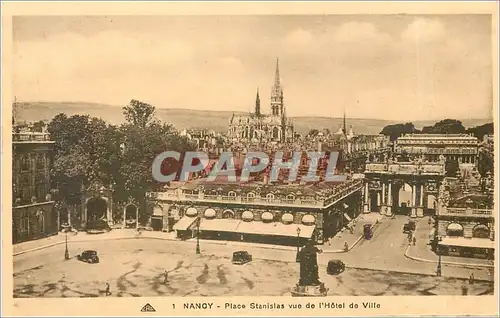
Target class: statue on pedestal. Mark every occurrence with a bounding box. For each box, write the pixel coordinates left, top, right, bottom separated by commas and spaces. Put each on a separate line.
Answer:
291, 240, 328, 297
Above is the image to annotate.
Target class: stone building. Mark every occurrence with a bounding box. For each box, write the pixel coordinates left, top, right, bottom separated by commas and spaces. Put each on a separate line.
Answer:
228, 59, 294, 143
434, 178, 494, 259
394, 134, 479, 164
12, 128, 56, 243
149, 177, 364, 246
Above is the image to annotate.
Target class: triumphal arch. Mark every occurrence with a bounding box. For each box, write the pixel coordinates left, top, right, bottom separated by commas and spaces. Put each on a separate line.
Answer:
363, 155, 446, 218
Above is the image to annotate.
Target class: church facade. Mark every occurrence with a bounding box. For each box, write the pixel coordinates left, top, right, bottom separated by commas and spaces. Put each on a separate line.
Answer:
228, 59, 294, 143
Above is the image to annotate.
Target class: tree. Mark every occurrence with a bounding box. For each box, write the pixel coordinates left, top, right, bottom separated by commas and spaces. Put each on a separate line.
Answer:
421, 119, 465, 134
123, 99, 156, 128
466, 122, 493, 140
307, 129, 319, 138
380, 123, 420, 142
48, 114, 121, 206
118, 100, 196, 222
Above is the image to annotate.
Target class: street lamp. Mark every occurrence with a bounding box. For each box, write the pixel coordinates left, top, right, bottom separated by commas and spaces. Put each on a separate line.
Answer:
295, 227, 301, 262
436, 236, 442, 276
64, 227, 70, 260
196, 218, 201, 255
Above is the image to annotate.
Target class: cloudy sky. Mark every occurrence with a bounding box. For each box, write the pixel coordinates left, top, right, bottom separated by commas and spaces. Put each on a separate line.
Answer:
13, 15, 493, 120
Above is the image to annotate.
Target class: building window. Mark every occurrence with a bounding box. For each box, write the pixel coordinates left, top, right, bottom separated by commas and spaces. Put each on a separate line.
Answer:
21, 156, 30, 171
222, 210, 235, 219
228, 191, 236, 197
266, 193, 275, 200
446, 223, 464, 237
37, 183, 46, 202
287, 194, 295, 201
472, 224, 490, 238
19, 212, 29, 236
36, 154, 44, 170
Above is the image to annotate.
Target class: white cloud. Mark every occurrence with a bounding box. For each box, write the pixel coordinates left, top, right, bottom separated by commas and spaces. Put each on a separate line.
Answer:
283, 28, 314, 46
333, 21, 392, 43
401, 18, 446, 43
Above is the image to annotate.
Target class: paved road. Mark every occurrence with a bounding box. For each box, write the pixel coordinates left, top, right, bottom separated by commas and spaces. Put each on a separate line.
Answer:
14, 239, 493, 297
14, 215, 493, 281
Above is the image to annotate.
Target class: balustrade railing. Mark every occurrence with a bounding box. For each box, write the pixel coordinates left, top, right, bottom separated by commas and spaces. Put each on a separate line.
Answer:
440, 207, 493, 217
153, 179, 363, 208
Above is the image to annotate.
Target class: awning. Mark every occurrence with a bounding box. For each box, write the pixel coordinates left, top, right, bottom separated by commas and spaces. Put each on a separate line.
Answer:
236, 222, 315, 238
344, 213, 352, 222
199, 218, 241, 232
447, 223, 463, 231
439, 237, 495, 249
173, 216, 199, 231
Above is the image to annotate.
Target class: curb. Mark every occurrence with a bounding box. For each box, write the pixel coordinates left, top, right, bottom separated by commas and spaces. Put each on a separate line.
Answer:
404, 245, 494, 269
404, 221, 494, 269
346, 265, 494, 283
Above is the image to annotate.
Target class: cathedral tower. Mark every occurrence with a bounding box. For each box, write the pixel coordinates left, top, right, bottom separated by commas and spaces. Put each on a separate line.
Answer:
271, 58, 284, 116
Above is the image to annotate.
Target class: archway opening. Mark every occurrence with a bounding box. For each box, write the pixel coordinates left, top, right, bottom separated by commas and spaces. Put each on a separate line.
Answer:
86, 197, 108, 230
272, 127, 280, 140
472, 224, 490, 238
426, 194, 437, 215
446, 223, 464, 237
397, 183, 412, 215
369, 191, 379, 212
125, 204, 138, 228
222, 210, 235, 219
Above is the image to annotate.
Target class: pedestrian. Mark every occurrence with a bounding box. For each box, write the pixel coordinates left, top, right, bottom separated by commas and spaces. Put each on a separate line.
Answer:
436, 266, 442, 277
105, 283, 111, 296
428, 217, 432, 225
412, 237, 416, 246
469, 273, 474, 285
164, 271, 169, 284
328, 237, 331, 247
344, 241, 349, 252
461, 282, 468, 295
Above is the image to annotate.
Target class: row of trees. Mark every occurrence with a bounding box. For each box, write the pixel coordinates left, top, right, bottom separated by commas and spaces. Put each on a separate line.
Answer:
48, 100, 196, 220
380, 119, 493, 141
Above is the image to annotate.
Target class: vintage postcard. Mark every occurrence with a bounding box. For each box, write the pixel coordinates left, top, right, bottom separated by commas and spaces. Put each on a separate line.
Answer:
2, 1, 499, 317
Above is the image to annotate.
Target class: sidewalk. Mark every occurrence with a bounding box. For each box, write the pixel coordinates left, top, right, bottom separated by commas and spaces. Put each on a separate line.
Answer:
323, 212, 384, 253
14, 214, 386, 256
405, 219, 494, 268
13, 229, 142, 255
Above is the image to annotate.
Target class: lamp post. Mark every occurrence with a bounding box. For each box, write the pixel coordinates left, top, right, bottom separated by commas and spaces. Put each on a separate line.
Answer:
196, 218, 201, 255
295, 227, 301, 262
64, 227, 70, 260
436, 236, 442, 276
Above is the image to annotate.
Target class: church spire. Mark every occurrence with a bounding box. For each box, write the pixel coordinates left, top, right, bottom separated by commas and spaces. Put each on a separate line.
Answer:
271, 58, 283, 116
343, 110, 347, 135
255, 87, 261, 116
274, 58, 280, 87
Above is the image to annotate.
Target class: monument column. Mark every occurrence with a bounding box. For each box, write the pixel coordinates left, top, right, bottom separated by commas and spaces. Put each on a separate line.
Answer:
417, 184, 424, 217
411, 184, 417, 218
387, 182, 393, 216
363, 181, 369, 213
380, 182, 386, 215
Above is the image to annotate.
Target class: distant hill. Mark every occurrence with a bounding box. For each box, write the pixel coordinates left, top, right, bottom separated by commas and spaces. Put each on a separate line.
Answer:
14, 101, 492, 135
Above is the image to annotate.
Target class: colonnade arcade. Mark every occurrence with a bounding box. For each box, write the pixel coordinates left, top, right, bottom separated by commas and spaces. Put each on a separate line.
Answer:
363, 177, 441, 217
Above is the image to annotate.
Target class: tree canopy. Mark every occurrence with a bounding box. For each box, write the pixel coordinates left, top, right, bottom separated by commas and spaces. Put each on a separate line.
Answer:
421, 119, 466, 134
48, 100, 196, 213
379, 123, 420, 141
466, 122, 493, 140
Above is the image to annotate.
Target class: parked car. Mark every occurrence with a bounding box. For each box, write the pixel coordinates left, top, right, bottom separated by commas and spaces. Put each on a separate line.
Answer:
327, 260, 345, 275
232, 251, 252, 265
403, 220, 416, 233
77, 250, 100, 264
363, 224, 373, 239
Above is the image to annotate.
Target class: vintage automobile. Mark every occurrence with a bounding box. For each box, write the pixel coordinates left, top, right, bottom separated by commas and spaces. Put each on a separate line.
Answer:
363, 224, 373, 240
403, 220, 416, 233
232, 251, 252, 265
327, 259, 346, 275
77, 250, 100, 264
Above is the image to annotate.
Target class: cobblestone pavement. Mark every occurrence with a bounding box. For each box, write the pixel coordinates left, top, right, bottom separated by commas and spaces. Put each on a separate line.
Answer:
13, 239, 493, 298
